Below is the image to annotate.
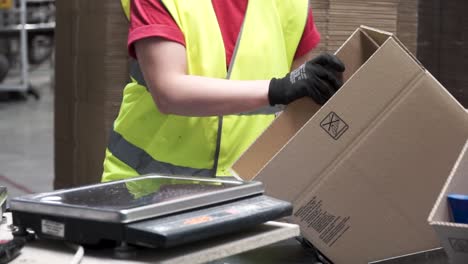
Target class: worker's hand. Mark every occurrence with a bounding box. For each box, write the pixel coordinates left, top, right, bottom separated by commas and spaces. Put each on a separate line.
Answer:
268, 53, 345, 106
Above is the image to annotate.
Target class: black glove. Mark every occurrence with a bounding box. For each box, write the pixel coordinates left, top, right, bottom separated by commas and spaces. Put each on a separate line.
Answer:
268, 53, 345, 106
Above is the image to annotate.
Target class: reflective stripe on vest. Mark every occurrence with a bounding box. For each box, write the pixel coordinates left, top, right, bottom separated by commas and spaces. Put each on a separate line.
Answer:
109, 130, 214, 176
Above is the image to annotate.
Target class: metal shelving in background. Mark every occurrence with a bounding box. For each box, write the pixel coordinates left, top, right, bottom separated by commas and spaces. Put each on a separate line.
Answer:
0, 0, 55, 98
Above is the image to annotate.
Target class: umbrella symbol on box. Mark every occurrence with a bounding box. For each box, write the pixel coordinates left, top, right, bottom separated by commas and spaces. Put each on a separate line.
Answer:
320, 112, 349, 140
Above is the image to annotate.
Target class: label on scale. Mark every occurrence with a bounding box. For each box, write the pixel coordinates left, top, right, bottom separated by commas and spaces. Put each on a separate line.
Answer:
41, 219, 65, 238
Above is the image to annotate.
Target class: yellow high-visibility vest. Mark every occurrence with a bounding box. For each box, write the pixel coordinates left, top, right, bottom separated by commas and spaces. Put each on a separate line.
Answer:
103, 0, 309, 182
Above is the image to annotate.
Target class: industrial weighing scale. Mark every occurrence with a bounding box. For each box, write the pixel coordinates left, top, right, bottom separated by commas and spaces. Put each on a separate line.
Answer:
9, 175, 293, 251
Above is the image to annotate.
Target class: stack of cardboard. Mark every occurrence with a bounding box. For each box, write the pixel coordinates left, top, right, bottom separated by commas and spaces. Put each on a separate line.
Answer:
328, 0, 398, 52
418, 0, 468, 107
416, 0, 440, 75
310, 0, 418, 55
309, 0, 329, 54
396, 0, 419, 54
54, 0, 128, 188
440, 0, 468, 107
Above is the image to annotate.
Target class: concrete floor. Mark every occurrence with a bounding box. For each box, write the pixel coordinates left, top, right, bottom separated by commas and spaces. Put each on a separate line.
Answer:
0, 65, 54, 198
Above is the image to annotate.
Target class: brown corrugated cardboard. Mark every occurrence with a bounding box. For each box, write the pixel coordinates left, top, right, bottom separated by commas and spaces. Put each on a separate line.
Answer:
429, 141, 468, 264
54, 0, 128, 188
417, 0, 468, 107
233, 26, 468, 263
309, 0, 418, 57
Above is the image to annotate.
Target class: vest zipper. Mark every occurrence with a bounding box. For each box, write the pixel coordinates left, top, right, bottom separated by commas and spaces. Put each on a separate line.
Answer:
211, 4, 249, 177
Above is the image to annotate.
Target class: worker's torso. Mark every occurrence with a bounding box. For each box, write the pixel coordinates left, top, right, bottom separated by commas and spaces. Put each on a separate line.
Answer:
102, 0, 309, 181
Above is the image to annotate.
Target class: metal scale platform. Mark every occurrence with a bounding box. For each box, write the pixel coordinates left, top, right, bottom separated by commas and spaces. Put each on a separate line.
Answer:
9, 175, 293, 251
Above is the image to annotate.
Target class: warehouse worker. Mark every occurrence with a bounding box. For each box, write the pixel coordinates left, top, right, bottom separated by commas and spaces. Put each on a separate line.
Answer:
101, 0, 345, 182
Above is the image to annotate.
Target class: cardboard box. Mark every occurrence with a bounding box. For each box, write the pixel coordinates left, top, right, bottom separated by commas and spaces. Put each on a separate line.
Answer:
429, 141, 468, 264
233, 26, 468, 263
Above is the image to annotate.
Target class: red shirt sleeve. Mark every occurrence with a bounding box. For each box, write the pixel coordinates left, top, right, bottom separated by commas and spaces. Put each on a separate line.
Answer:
128, 0, 186, 59
294, 8, 321, 59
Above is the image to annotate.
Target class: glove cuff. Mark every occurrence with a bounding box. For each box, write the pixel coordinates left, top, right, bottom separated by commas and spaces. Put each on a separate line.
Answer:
268, 77, 288, 106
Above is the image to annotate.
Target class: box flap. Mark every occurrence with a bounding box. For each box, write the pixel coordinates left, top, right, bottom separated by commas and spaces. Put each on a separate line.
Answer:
360, 25, 424, 70
359, 25, 393, 46
429, 140, 468, 225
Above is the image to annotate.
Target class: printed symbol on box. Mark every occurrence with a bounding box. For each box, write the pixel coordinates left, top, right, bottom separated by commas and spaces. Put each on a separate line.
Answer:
449, 238, 468, 253
320, 112, 349, 140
